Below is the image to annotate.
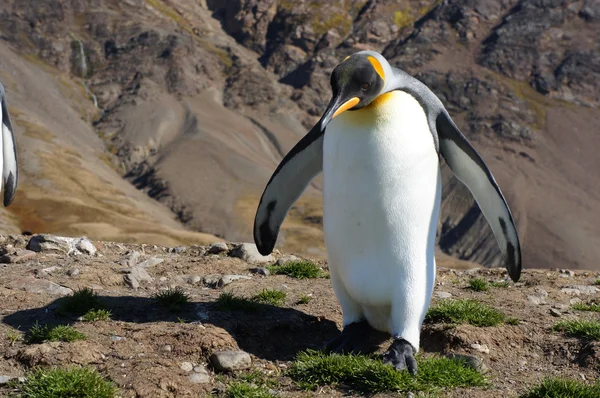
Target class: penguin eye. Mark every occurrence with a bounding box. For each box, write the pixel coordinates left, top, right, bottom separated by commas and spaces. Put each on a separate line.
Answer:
361, 83, 371, 91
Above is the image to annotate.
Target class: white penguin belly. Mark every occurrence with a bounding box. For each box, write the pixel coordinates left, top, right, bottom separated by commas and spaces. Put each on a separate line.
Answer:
323, 90, 441, 334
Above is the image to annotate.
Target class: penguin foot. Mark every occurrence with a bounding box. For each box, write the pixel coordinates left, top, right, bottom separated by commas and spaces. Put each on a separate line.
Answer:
383, 338, 418, 375
324, 321, 386, 355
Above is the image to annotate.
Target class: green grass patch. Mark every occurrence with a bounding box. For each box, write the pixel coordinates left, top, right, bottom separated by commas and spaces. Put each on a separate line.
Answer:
57, 288, 101, 316
426, 299, 506, 327
572, 302, 600, 312
594, 279, 600, 286
216, 292, 260, 312
289, 350, 486, 393
19, 366, 118, 398
6, 328, 23, 346
81, 309, 111, 322
268, 261, 326, 279
298, 295, 312, 304
468, 278, 489, 292
152, 287, 190, 312
226, 382, 272, 398
26, 324, 87, 344
490, 280, 510, 288
520, 377, 600, 398
554, 319, 600, 340
253, 289, 286, 306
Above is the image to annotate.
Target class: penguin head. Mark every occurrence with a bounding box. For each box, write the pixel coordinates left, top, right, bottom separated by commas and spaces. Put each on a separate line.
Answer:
320, 51, 393, 129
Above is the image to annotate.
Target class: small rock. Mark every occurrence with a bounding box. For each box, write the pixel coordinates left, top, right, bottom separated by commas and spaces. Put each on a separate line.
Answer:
561, 288, 582, 295
435, 291, 453, 299
137, 257, 164, 268
180, 362, 194, 372
527, 295, 545, 305
6, 277, 72, 296
110, 335, 123, 342
210, 350, 252, 371
0, 249, 36, 264
445, 353, 488, 373
119, 251, 141, 267
549, 308, 562, 317
39, 266, 61, 276
193, 366, 205, 373
275, 255, 299, 265
186, 275, 202, 285
27, 234, 72, 254
470, 343, 490, 354
123, 267, 153, 283
74, 237, 96, 255
67, 268, 80, 277
208, 242, 228, 254
124, 274, 140, 289
189, 371, 210, 384
570, 297, 583, 305
219, 275, 251, 287
203, 274, 222, 288
161, 345, 172, 353
171, 246, 187, 254
230, 243, 274, 264
0, 375, 13, 385
250, 267, 270, 276
571, 285, 599, 294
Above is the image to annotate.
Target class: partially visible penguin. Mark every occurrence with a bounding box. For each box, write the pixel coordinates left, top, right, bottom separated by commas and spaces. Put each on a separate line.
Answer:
253, 51, 521, 374
0, 81, 17, 206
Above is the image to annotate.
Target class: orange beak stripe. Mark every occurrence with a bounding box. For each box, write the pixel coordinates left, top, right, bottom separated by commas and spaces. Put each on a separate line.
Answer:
332, 97, 360, 119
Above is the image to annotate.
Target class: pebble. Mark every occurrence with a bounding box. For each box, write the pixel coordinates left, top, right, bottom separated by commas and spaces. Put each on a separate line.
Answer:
210, 350, 252, 371
527, 295, 545, 305
435, 291, 452, 299
171, 246, 187, 254
67, 268, 80, 277
110, 335, 123, 342
180, 362, 194, 372
189, 371, 210, 384
122, 267, 153, 289
6, 277, 72, 296
203, 274, 221, 288
570, 297, 582, 305
275, 255, 299, 265
161, 345, 172, 353
230, 243, 274, 263
39, 266, 61, 276
208, 242, 229, 254
137, 257, 164, 268
470, 343, 490, 354
445, 353, 488, 374
549, 308, 562, 317
219, 275, 251, 287
186, 275, 202, 285
250, 267, 270, 276
119, 251, 141, 267
0, 375, 13, 385
0, 249, 37, 264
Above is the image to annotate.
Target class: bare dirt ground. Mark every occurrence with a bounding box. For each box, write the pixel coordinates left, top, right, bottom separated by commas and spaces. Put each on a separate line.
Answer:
0, 234, 599, 397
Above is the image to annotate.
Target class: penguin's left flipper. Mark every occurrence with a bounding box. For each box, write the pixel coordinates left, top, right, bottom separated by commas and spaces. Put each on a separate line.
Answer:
383, 338, 418, 375
0, 83, 18, 207
436, 110, 521, 282
253, 123, 323, 255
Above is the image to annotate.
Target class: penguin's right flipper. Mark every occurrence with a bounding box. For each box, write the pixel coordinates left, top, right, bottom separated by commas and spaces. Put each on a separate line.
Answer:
0, 83, 18, 207
436, 110, 521, 282
253, 124, 323, 255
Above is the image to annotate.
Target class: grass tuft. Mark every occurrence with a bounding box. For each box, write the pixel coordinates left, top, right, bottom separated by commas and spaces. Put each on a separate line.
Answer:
426, 299, 506, 326
7, 328, 23, 346
289, 350, 486, 393
81, 309, 112, 322
468, 278, 489, 292
572, 302, 600, 313
490, 280, 510, 288
216, 292, 260, 312
226, 382, 272, 398
268, 261, 327, 279
152, 287, 190, 312
26, 323, 86, 344
520, 377, 600, 398
19, 366, 118, 398
553, 319, 600, 340
57, 288, 101, 316
253, 289, 286, 306
298, 295, 312, 304
594, 279, 600, 286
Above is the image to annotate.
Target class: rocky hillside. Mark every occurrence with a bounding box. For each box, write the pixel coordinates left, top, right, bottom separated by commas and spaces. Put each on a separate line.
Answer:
0, 0, 599, 269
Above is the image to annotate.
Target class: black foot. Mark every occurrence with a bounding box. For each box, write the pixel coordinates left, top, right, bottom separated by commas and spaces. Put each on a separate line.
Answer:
383, 338, 418, 375
323, 321, 388, 355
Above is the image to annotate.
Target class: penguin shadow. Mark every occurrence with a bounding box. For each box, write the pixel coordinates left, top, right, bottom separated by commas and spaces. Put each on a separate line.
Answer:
2, 295, 339, 361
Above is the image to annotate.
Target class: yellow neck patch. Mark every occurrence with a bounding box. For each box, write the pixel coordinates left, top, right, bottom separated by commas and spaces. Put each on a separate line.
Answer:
367, 56, 385, 80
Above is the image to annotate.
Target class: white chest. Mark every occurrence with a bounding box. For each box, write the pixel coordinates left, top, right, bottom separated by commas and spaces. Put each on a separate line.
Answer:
322, 90, 441, 307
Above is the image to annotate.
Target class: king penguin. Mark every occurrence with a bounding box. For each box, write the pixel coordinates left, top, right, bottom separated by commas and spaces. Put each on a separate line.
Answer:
0, 81, 18, 206
253, 51, 521, 374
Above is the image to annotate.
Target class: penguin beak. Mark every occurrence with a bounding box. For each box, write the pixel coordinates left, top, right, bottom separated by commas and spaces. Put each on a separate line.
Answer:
320, 95, 360, 131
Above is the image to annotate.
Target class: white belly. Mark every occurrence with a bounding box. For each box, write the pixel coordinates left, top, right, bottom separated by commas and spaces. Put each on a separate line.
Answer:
323, 90, 441, 333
